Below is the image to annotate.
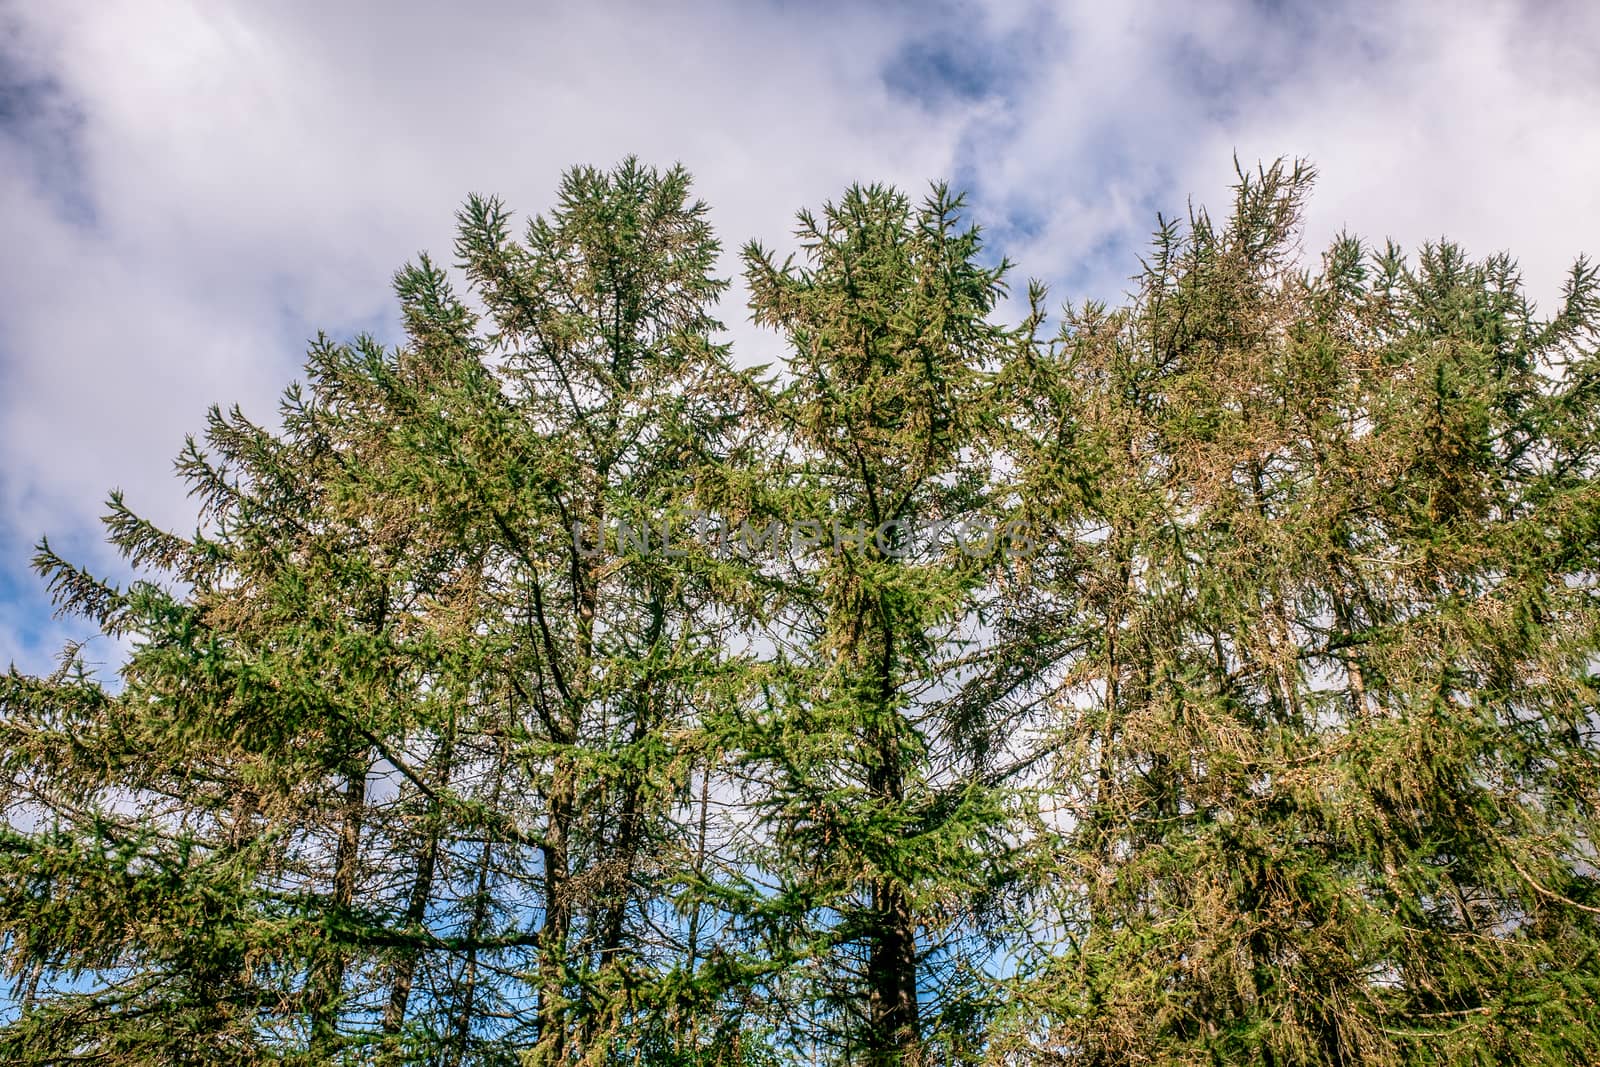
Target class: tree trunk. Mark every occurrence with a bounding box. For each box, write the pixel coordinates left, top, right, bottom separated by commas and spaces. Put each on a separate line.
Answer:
381, 720, 457, 1057
864, 621, 920, 1066
449, 833, 495, 1067
535, 753, 576, 1063
309, 757, 368, 1056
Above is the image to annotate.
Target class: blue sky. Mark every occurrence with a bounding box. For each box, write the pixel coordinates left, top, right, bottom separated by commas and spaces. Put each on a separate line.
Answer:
2, 0, 1598, 675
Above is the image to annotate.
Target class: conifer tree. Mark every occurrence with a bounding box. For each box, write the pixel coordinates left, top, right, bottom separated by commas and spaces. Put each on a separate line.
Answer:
0, 158, 758, 1066
738, 183, 1025, 1067
444, 157, 761, 1064
995, 160, 1600, 1066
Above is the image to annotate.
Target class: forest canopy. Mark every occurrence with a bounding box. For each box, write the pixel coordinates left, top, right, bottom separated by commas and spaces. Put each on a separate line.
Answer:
3, 156, 1600, 1066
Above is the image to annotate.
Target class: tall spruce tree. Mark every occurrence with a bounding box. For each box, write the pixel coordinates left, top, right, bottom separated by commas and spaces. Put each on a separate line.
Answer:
0, 158, 760, 1066
994, 160, 1600, 1066
444, 157, 763, 1065
737, 183, 1026, 1067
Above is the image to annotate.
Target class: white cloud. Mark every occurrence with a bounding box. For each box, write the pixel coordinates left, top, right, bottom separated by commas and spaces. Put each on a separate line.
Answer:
960, 0, 1600, 308
2, 0, 1596, 673
0, 0, 978, 669
1207, 0, 1600, 309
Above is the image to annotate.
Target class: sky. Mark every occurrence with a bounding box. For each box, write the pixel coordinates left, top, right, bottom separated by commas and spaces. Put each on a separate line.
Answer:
1, 0, 1598, 676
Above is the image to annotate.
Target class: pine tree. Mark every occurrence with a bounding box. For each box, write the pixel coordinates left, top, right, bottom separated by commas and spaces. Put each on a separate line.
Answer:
737, 183, 1025, 1066
995, 160, 1600, 1066
0, 158, 760, 1066
445, 156, 763, 1064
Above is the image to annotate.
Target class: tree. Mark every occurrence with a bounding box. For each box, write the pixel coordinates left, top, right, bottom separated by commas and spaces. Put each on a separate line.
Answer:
0, 157, 761, 1066
445, 156, 763, 1064
995, 160, 1600, 1066
737, 183, 1026, 1066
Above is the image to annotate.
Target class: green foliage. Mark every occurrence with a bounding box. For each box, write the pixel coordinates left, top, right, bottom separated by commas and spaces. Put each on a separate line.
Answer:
990, 160, 1600, 1067
2, 156, 1598, 1067
737, 183, 1022, 1066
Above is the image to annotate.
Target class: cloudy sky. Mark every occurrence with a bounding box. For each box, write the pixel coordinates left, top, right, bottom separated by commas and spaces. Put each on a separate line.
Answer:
1, 0, 1597, 674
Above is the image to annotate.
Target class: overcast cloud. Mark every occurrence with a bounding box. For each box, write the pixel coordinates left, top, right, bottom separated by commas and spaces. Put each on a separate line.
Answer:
2, 0, 1597, 673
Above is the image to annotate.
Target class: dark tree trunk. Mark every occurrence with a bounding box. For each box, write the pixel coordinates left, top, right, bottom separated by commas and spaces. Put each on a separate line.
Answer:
310, 758, 368, 1056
